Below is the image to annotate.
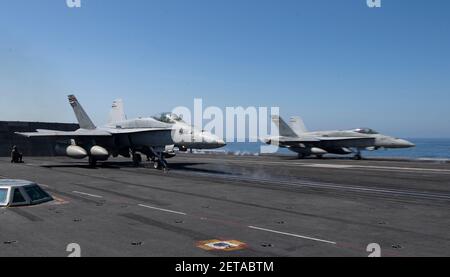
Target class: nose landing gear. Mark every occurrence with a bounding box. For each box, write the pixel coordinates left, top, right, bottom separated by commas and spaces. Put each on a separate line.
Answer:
132, 153, 142, 166
137, 147, 170, 171
152, 153, 169, 172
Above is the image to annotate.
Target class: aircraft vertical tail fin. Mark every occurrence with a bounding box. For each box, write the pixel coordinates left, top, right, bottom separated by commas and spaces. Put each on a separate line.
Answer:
109, 99, 126, 124
271, 115, 299, 137
289, 116, 308, 136
68, 95, 96, 130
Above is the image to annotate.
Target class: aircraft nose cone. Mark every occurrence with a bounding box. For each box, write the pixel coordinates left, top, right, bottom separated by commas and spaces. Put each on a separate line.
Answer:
218, 139, 226, 147
398, 139, 415, 148
404, 140, 415, 148
204, 133, 226, 147
261, 137, 273, 145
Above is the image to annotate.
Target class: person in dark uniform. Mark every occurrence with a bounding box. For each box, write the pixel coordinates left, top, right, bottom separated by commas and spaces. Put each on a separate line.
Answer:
11, 145, 23, 163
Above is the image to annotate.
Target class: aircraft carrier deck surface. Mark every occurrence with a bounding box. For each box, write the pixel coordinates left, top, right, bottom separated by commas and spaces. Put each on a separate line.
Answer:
0, 154, 449, 257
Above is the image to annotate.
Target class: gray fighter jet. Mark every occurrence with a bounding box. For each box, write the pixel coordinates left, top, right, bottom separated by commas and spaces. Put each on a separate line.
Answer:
16, 95, 225, 170
266, 115, 415, 159
108, 99, 226, 152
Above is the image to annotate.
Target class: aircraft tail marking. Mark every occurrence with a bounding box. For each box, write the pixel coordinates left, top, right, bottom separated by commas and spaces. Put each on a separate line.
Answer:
109, 99, 126, 124
289, 116, 308, 136
271, 115, 299, 137
68, 95, 96, 130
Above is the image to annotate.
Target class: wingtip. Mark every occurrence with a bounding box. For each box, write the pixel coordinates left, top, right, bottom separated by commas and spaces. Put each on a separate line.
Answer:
14, 132, 28, 137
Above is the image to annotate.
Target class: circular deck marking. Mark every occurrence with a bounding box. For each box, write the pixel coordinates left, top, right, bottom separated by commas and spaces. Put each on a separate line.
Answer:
197, 239, 247, 251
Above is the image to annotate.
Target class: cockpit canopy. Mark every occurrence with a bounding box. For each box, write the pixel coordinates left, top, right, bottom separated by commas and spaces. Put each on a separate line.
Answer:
0, 180, 53, 207
353, 128, 379, 135
151, 112, 185, 124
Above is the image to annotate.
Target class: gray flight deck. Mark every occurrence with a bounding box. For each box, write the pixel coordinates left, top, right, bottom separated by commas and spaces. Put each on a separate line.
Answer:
0, 154, 449, 257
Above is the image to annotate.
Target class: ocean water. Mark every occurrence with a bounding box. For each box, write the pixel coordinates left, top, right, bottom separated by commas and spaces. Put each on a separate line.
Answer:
218, 139, 450, 160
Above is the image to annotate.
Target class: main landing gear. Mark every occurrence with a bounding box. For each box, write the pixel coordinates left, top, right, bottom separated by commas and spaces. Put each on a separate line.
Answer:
132, 153, 143, 166
88, 156, 97, 167
354, 149, 363, 160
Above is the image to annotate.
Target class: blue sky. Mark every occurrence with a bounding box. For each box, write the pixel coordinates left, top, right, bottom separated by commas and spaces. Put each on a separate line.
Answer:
0, 0, 449, 137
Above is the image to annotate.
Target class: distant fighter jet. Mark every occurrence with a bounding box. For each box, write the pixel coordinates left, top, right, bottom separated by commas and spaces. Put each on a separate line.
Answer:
265, 115, 415, 159
16, 95, 225, 170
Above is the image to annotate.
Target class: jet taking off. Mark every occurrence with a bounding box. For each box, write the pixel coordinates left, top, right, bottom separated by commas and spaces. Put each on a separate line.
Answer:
266, 116, 415, 159
109, 99, 226, 152
16, 95, 224, 170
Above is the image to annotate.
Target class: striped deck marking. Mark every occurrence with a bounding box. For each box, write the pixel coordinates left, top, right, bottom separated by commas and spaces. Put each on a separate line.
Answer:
248, 226, 337, 245
138, 204, 187, 216
72, 191, 103, 199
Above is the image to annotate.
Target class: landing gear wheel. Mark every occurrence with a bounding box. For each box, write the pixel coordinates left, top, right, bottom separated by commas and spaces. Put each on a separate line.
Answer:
354, 154, 362, 160
148, 148, 170, 171
160, 158, 169, 172
297, 154, 306, 159
316, 154, 324, 159
132, 153, 142, 166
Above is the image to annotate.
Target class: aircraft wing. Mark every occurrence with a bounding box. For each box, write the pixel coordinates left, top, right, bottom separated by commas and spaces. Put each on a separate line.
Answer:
105, 128, 171, 134
276, 136, 320, 143
275, 136, 375, 147
15, 129, 113, 138
317, 136, 375, 142
316, 137, 376, 147
16, 128, 172, 138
